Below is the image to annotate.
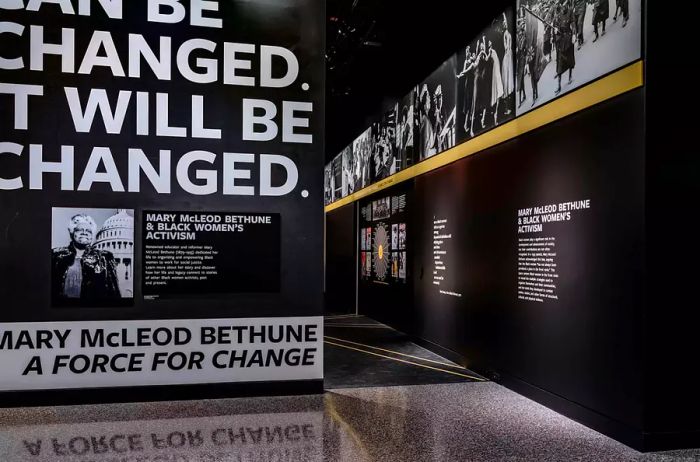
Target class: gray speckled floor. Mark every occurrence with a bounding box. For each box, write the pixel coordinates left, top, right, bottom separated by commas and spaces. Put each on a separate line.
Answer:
1, 382, 698, 461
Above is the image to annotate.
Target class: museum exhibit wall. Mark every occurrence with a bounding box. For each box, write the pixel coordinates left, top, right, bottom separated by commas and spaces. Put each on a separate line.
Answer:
321, 0, 700, 452
0, 0, 326, 405
327, 87, 647, 447
324, 88, 654, 447
324, 1, 644, 205
412, 89, 646, 447
356, 182, 413, 332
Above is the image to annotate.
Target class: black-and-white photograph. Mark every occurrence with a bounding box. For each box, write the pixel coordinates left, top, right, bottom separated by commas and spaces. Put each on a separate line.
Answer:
516, 0, 642, 115
399, 251, 407, 280
392, 224, 399, 250
332, 154, 343, 201
352, 127, 373, 191
396, 90, 416, 170
372, 197, 391, 221
456, 9, 516, 142
324, 164, 333, 205
340, 145, 354, 197
399, 223, 407, 250
51, 208, 134, 306
417, 57, 458, 161
372, 106, 399, 182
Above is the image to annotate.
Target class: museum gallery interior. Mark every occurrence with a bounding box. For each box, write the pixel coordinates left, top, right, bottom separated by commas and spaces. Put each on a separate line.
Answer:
0, 0, 698, 460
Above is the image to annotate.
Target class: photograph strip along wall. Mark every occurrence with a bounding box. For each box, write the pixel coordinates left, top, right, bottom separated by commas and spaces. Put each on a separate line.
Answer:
324, 1, 642, 208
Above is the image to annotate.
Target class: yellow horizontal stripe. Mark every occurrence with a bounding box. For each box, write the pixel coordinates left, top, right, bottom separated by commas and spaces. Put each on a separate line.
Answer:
325, 335, 467, 370
325, 60, 644, 213
324, 340, 485, 381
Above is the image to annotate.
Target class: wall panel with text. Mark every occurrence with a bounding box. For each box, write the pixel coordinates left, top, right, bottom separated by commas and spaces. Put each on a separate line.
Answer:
411, 88, 646, 435
357, 182, 413, 331
0, 0, 326, 404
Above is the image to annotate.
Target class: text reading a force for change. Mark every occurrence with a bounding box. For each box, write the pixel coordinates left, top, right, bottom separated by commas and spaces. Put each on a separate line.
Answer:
1, 324, 319, 376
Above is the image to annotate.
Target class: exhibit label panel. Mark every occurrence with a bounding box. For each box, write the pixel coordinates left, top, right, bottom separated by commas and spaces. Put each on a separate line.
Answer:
411, 90, 646, 431
0, 317, 322, 391
0, 0, 325, 398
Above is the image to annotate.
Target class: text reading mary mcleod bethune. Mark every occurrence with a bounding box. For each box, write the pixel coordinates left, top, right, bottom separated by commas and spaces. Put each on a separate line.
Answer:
144, 213, 272, 240
517, 200, 591, 303
0, 0, 323, 392
142, 212, 280, 296
1, 323, 320, 375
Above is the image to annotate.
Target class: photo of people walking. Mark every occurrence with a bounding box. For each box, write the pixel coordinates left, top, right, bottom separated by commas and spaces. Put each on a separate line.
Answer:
516, 0, 642, 115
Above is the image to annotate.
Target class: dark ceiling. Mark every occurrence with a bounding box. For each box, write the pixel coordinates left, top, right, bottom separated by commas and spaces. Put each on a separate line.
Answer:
325, 0, 513, 162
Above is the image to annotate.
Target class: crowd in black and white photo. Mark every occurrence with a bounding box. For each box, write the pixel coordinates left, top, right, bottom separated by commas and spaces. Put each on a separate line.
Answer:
372, 197, 391, 221
324, 2, 641, 205
516, 0, 641, 114
325, 94, 414, 203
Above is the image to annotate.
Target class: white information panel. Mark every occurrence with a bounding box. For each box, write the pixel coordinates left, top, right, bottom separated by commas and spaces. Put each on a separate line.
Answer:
0, 317, 323, 391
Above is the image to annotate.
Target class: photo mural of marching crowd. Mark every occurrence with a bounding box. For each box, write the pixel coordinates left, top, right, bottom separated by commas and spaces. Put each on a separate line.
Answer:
516, 0, 642, 114
325, 1, 641, 206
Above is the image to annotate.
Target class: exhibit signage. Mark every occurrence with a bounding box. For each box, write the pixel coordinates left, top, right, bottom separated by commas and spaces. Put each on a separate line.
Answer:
359, 192, 408, 285
0, 317, 322, 391
142, 211, 281, 298
0, 0, 325, 398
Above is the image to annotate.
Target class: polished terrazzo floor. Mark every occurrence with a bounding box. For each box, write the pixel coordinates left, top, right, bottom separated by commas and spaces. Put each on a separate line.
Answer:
1, 382, 698, 461
1, 316, 698, 461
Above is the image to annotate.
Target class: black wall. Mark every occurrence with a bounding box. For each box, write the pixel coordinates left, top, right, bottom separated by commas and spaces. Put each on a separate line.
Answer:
415, 89, 646, 442
324, 0, 700, 450
642, 0, 700, 450
325, 203, 356, 315
346, 89, 653, 448
328, 65, 700, 450
0, 1, 326, 322
357, 182, 414, 332
0, 0, 326, 404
